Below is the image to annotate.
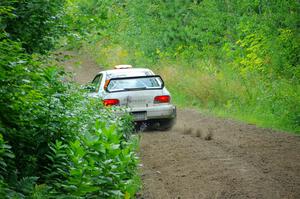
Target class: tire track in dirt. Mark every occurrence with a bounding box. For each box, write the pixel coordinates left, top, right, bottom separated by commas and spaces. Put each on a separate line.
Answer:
59, 52, 300, 199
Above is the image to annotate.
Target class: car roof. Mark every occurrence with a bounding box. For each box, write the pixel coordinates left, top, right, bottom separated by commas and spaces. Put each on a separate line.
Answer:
101, 68, 155, 78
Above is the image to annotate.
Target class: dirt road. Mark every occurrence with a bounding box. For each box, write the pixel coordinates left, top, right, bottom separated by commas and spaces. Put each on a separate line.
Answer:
139, 110, 300, 199
61, 51, 300, 199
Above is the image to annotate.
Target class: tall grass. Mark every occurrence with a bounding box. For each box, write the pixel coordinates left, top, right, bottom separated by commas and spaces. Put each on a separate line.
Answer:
155, 62, 300, 133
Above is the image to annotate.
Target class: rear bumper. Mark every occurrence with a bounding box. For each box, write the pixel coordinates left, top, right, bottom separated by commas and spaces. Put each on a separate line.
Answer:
129, 104, 176, 121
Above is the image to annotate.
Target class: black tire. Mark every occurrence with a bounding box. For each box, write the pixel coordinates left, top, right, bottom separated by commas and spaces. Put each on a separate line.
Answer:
157, 118, 176, 131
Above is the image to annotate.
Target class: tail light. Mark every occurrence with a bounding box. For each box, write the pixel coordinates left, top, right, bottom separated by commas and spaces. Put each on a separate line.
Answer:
103, 99, 119, 106
154, 95, 170, 103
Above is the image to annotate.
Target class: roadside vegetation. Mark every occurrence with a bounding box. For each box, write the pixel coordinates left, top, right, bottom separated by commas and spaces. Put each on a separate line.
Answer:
0, 1, 139, 198
62, 0, 299, 133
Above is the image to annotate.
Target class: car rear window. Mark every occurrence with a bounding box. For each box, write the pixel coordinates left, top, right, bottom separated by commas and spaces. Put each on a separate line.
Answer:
106, 76, 164, 92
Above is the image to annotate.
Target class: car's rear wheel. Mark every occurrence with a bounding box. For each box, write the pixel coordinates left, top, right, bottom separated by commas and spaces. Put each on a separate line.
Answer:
157, 118, 176, 131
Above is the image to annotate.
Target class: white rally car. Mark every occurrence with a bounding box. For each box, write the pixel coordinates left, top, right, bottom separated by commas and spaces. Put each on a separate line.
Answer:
88, 65, 176, 130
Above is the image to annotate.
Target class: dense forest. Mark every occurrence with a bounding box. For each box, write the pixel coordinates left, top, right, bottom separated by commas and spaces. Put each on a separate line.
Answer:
0, 0, 299, 198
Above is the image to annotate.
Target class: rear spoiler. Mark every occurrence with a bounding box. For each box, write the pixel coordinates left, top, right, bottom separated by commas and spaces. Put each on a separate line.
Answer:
105, 75, 165, 93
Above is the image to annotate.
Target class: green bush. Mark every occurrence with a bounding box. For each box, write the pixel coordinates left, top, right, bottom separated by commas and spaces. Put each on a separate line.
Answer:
0, 36, 140, 198
1, 1, 140, 198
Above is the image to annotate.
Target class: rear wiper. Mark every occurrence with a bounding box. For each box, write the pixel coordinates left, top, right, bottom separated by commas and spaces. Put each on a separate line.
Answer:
124, 87, 147, 91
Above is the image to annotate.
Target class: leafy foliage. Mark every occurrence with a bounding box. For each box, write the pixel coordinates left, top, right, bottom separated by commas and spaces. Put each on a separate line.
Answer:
1, 0, 66, 53
0, 2, 140, 198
